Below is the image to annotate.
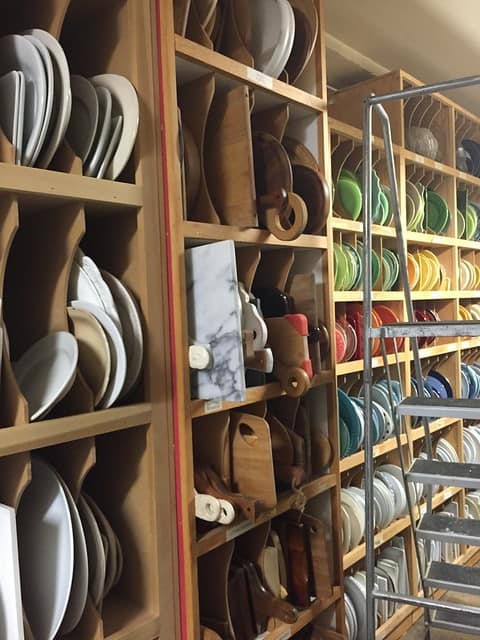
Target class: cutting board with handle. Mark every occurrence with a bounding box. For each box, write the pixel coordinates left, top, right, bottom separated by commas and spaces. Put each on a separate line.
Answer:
230, 411, 277, 510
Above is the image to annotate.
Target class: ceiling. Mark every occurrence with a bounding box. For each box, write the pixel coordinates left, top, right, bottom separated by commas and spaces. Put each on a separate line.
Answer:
325, 0, 480, 114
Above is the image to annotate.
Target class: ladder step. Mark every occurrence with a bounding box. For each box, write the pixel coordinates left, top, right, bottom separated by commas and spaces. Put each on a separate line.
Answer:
370, 321, 480, 339
398, 397, 480, 420
432, 609, 480, 635
408, 459, 480, 489
425, 561, 480, 596
418, 513, 480, 545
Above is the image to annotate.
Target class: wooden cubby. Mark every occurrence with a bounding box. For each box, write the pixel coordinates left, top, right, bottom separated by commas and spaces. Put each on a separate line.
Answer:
157, 1, 346, 638
0, 1, 178, 639
329, 69, 480, 639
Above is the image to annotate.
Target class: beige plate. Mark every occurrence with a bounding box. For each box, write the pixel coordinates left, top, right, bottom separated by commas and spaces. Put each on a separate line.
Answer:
67, 307, 111, 407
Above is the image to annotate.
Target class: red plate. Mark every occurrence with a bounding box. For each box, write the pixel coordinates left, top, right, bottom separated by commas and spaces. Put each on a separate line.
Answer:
373, 305, 404, 353
335, 321, 347, 363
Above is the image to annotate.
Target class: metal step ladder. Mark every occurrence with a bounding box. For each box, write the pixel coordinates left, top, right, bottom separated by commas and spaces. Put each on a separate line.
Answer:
362, 75, 480, 639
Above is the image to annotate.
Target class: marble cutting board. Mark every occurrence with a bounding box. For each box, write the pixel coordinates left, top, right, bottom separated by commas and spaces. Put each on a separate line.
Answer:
186, 240, 246, 402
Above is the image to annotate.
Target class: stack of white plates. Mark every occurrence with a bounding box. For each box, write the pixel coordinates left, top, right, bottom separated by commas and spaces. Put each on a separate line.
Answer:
464, 426, 480, 463
341, 487, 365, 553
68, 249, 144, 408
345, 538, 410, 638
66, 73, 139, 180
0, 30, 71, 168
11, 458, 123, 640
466, 489, 480, 519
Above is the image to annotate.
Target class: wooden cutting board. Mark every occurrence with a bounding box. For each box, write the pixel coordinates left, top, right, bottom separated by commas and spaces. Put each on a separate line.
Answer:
230, 412, 277, 510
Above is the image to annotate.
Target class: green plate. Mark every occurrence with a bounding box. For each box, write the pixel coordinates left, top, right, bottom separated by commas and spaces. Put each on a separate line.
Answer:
342, 243, 356, 290
334, 177, 362, 220
382, 185, 394, 225
382, 255, 391, 290
466, 205, 477, 240
378, 190, 390, 226
343, 242, 362, 290
358, 241, 380, 287
426, 191, 449, 234
340, 168, 360, 184
457, 210, 466, 239
334, 242, 348, 290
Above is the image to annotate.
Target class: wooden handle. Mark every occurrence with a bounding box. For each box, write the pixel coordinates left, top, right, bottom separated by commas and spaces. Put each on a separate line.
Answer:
263, 191, 308, 241
275, 363, 311, 397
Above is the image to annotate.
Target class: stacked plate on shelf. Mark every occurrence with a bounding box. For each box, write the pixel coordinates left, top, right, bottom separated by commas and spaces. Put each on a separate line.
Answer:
459, 201, 480, 240
3, 458, 123, 640
0, 30, 139, 179
407, 249, 450, 292
66, 73, 139, 180
333, 168, 393, 225
335, 304, 403, 364
68, 249, 144, 408
338, 380, 398, 459
405, 181, 452, 235
461, 362, 480, 400
215, 0, 319, 84
11, 251, 143, 420
0, 30, 71, 167
344, 538, 409, 638
459, 257, 480, 290
333, 241, 365, 291
413, 307, 440, 348
464, 426, 480, 464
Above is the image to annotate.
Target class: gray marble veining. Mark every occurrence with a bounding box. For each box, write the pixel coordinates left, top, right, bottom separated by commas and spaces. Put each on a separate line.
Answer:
185, 240, 246, 402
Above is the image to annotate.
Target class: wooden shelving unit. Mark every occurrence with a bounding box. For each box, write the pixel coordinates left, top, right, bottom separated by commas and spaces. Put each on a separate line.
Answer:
330, 69, 480, 639
157, 1, 346, 638
0, 1, 178, 639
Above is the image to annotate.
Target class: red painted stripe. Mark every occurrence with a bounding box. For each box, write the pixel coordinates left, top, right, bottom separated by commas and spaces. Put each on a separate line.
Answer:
153, 3, 187, 638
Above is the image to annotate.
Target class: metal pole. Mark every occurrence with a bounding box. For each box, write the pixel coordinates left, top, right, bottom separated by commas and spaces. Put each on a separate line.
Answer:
369, 74, 480, 104
362, 96, 376, 640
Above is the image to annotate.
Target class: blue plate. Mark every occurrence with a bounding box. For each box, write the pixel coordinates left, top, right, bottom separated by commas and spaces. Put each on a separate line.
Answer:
427, 370, 453, 398
339, 417, 351, 458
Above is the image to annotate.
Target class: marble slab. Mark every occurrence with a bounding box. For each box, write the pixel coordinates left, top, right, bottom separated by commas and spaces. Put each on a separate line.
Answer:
186, 240, 246, 402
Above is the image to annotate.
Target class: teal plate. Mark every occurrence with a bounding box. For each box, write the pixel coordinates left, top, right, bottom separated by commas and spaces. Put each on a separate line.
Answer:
338, 389, 362, 454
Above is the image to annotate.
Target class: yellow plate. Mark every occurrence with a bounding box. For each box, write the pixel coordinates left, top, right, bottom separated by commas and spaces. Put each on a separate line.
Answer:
421, 250, 441, 290
407, 252, 420, 290
459, 305, 473, 321
417, 252, 433, 291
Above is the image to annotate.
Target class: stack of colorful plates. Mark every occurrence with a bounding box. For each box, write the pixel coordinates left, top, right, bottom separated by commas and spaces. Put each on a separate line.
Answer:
333, 168, 393, 225
414, 307, 440, 348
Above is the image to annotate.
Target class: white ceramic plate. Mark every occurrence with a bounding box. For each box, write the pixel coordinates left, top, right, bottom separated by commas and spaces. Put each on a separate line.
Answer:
101, 270, 144, 398
24, 29, 72, 169
56, 473, 89, 635
16, 71, 25, 166
83, 494, 119, 599
78, 495, 106, 607
345, 574, 367, 638
69, 260, 104, 309
0, 34, 47, 166
0, 71, 20, 161
96, 114, 123, 179
23, 34, 54, 167
67, 307, 111, 407
85, 86, 112, 177
341, 504, 351, 553
71, 301, 126, 408
341, 489, 365, 548
0, 503, 24, 640
67, 75, 99, 162
91, 74, 139, 180
13, 332, 78, 420
76, 254, 121, 332
248, 0, 295, 79
17, 458, 74, 640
